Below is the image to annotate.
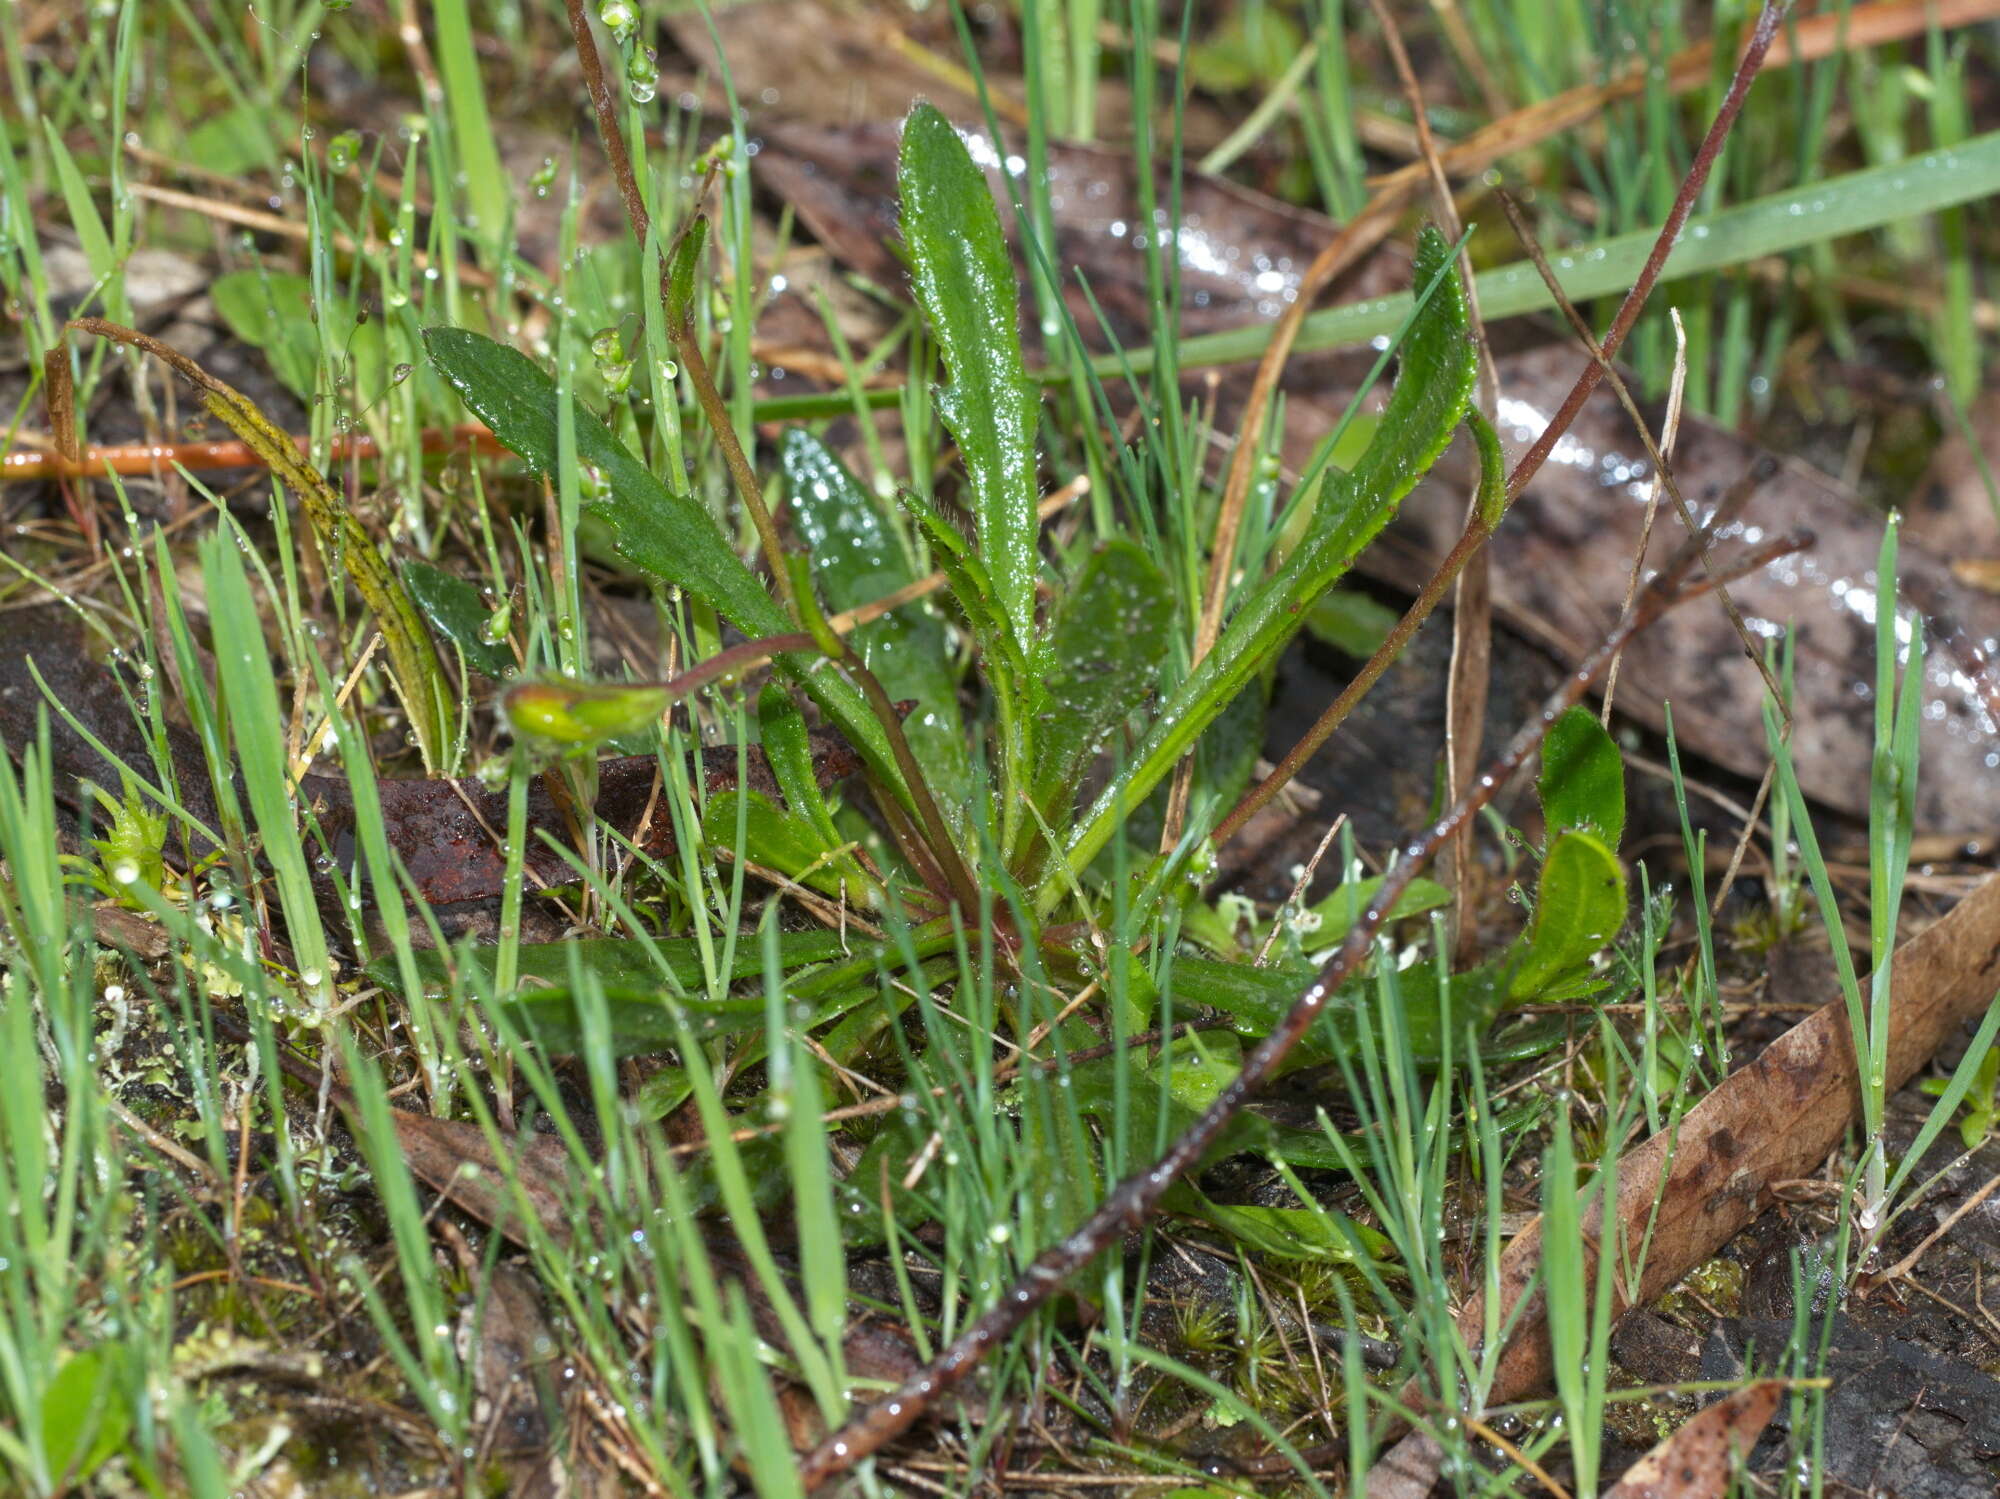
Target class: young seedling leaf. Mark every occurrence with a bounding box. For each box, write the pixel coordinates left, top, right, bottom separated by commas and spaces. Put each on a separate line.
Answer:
1540, 705, 1626, 848
898, 102, 1041, 651
1509, 829, 1629, 1002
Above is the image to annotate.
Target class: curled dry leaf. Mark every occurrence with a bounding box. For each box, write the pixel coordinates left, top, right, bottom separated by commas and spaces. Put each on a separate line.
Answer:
1602, 1380, 1783, 1499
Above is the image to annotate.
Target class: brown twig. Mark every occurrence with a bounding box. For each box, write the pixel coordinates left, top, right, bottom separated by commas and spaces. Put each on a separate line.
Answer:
1494, 188, 1788, 721
1506, 1, 1788, 503
796, 508, 1810, 1484
2, 422, 506, 483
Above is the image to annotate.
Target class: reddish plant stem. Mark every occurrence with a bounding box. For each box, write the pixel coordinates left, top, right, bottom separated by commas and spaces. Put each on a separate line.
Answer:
2, 423, 506, 483
1506, 1, 1788, 502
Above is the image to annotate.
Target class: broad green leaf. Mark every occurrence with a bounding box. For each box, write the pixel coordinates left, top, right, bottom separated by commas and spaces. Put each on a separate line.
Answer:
423, 327, 898, 798
402, 559, 514, 678
898, 102, 1040, 649
184, 103, 273, 176
702, 788, 874, 902
369, 929, 853, 998
782, 431, 970, 807
496, 986, 765, 1054
211, 269, 391, 405
1539, 705, 1625, 849
1508, 830, 1628, 1002
1169, 1182, 1389, 1263
1301, 874, 1451, 945
1062, 226, 1476, 891
1170, 954, 1519, 1072
427, 326, 777, 630
41, 1347, 130, 1487
1032, 539, 1174, 814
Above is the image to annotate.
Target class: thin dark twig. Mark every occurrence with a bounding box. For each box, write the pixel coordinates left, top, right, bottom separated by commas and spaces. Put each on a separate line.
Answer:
1494, 189, 1789, 722
798, 511, 1811, 1485
1208, 0, 1788, 858
1506, 0, 1790, 503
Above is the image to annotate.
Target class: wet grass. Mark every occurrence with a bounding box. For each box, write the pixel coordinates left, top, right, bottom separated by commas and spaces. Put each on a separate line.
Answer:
2, 1, 1999, 1495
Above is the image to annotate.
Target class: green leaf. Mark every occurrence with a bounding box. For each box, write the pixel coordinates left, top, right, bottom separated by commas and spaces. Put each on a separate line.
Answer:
427, 327, 776, 629
1539, 706, 1625, 849
210, 270, 318, 399
504, 679, 670, 747
1170, 954, 1515, 1072
368, 929, 852, 998
498, 986, 765, 1054
423, 327, 898, 799
898, 102, 1040, 650
401, 559, 514, 678
703, 788, 874, 902
1033, 539, 1174, 814
782, 431, 970, 806
1304, 588, 1400, 658
1300, 874, 1451, 945
1508, 830, 1628, 1002
759, 683, 840, 845
1062, 226, 1476, 891
1169, 1182, 1389, 1263
41, 1347, 130, 1486
666, 215, 708, 329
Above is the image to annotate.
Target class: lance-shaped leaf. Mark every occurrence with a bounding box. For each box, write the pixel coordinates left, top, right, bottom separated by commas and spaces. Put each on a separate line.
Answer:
1032, 539, 1173, 817
898, 102, 1041, 650
782, 431, 971, 808
1060, 227, 1477, 891
423, 327, 899, 800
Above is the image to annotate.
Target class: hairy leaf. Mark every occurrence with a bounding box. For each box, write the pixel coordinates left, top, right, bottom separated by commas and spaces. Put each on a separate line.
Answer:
1509, 830, 1628, 1002
1539, 705, 1625, 849
898, 103, 1040, 650
1032, 539, 1174, 814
